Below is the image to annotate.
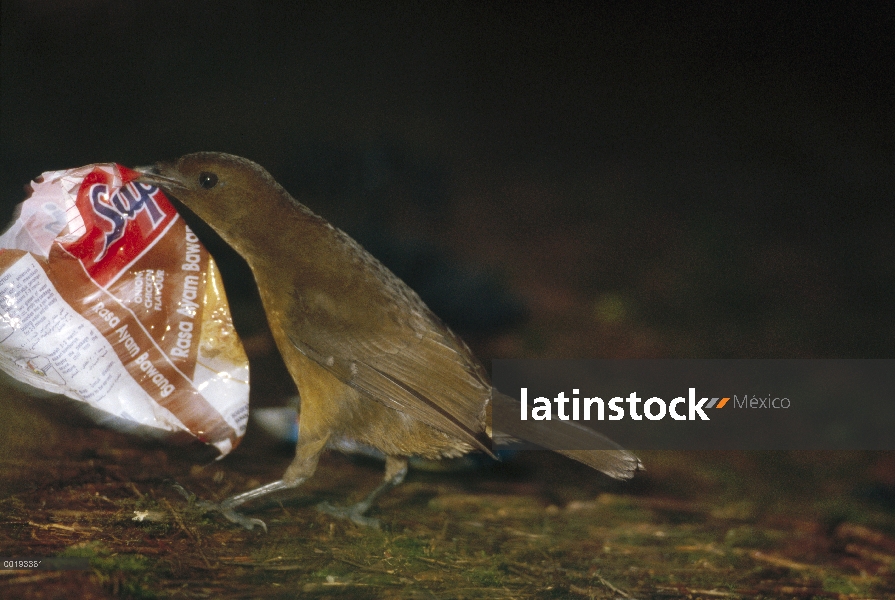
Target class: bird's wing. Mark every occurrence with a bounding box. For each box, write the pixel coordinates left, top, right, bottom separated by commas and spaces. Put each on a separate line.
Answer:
283, 228, 493, 455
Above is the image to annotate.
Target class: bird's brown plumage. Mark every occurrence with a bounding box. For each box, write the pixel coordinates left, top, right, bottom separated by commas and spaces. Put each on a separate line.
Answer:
139, 152, 640, 529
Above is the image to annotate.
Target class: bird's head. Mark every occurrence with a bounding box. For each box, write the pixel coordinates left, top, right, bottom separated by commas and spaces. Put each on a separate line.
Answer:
137, 152, 295, 247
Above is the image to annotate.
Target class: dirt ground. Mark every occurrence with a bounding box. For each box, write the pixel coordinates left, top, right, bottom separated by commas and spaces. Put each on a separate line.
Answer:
1, 392, 894, 599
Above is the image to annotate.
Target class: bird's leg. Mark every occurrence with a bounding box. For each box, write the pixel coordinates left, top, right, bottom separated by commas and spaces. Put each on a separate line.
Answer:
178, 431, 330, 532
318, 455, 409, 528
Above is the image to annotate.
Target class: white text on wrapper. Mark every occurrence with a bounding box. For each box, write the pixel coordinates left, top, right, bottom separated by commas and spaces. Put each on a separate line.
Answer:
172, 226, 201, 358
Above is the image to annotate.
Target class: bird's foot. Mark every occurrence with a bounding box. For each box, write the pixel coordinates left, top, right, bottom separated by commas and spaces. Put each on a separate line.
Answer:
172, 483, 268, 532
317, 500, 380, 528
216, 501, 268, 532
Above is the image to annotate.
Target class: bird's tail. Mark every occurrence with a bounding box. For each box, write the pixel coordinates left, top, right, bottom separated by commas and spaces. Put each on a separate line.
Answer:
491, 391, 643, 480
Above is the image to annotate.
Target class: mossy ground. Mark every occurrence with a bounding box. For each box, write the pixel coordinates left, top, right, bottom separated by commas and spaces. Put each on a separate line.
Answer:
1, 406, 893, 599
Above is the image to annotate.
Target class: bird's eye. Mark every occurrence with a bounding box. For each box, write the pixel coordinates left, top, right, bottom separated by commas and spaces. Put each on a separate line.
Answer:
198, 172, 218, 189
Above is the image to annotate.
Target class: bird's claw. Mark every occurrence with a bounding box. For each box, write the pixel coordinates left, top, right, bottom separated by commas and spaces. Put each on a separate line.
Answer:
317, 501, 381, 528
170, 482, 268, 532
219, 506, 268, 532
171, 483, 196, 503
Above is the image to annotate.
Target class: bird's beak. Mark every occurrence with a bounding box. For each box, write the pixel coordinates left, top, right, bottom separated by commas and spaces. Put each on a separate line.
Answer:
134, 164, 186, 191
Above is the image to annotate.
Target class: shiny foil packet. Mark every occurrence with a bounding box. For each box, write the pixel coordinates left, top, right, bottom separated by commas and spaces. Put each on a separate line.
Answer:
0, 164, 249, 456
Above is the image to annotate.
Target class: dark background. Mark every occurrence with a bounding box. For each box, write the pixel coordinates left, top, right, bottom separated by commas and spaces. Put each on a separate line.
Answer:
2, 0, 893, 360
2, 2, 895, 597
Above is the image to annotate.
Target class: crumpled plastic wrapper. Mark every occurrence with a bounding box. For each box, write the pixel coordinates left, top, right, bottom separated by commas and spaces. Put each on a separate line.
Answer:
0, 164, 249, 457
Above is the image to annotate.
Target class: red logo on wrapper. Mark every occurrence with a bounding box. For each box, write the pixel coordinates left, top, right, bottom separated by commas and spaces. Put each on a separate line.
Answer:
61, 165, 177, 287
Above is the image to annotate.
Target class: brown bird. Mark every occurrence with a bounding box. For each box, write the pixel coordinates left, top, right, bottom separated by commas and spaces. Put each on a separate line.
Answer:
138, 153, 641, 531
